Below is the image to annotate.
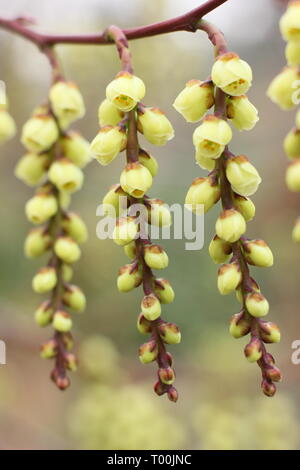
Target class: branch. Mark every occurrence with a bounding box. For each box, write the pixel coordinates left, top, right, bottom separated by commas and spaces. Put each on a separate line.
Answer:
0, 0, 229, 48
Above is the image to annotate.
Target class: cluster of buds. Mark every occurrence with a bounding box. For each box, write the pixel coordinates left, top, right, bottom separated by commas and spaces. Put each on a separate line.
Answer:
268, 1, 300, 243
0, 88, 16, 144
174, 30, 281, 396
16, 75, 90, 389
90, 27, 179, 401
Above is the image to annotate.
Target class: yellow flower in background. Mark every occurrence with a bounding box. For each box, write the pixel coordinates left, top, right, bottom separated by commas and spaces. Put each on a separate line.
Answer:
0, 110, 16, 143
267, 67, 300, 110
21, 114, 59, 153
284, 128, 300, 159
15, 152, 49, 187
285, 40, 300, 66
280, 1, 300, 41
106, 72, 145, 112
48, 158, 84, 193
49, 80, 85, 126
211, 52, 253, 96
286, 159, 300, 191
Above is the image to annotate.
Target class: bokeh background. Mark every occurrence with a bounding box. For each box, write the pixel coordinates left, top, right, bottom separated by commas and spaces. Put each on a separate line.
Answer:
0, 0, 299, 450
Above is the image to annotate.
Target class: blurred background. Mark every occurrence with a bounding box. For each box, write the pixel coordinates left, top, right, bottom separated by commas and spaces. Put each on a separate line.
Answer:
0, 0, 299, 450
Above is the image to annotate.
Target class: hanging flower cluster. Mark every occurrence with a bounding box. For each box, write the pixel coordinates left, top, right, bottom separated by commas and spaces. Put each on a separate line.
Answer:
90, 27, 179, 401
15, 69, 90, 389
0, 88, 16, 144
174, 23, 281, 397
268, 0, 300, 242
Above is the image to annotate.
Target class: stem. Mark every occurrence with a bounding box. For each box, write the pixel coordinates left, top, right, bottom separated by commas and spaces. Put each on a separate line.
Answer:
197, 19, 228, 56
106, 25, 133, 73
0, 1, 229, 47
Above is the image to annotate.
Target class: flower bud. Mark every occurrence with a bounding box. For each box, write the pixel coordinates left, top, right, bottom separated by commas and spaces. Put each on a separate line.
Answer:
236, 277, 260, 303
62, 264, 73, 282
90, 125, 127, 166
54, 236, 81, 264
158, 367, 175, 385
40, 339, 57, 359
267, 67, 300, 110
64, 352, 77, 372
225, 155, 261, 197
137, 107, 174, 146
32, 266, 57, 293
34, 300, 53, 327
283, 129, 300, 159
51, 370, 71, 390
193, 116, 232, 159
59, 191, 71, 210
215, 208, 246, 242
21, 114, 59, 153
102, 183, 128, 217
217, 261, 242, 295
48, 158, 83, 193
233, 194, 255, 221
24, 228, 51, 258
60, 131, 91, 168
141, 293, 161, 321
286, 159, 300, 191
52, 310, 73, 332
120, 161, 153, 198
158, 322, 181, 344
261, 379, 276, 397
98, 98, 124, 126
242, 239, 274, 267
285, 40, 300, 66
0, 110, 16, 143
280, 2, 300, 41
146, 198, 172, 227
15, 152, 49, 186
292, 217, 300, 242
211, 52, 253, 96
154, 278, 175, 304
49, 80, 85, 126
138, 149, 158, 177
62, 332, 74, 351
139, 339, 159, 364
195, 150, 216, 170
173, 80, 214, 122
117, 263, 142, 292
106, 72, 145, 112
245, 292, 269, 318
112, 216, 138, 246
244, 337, 262, 362
185, 175, 220, 214
137, 313, 152, 334
265, 366, 282, 383
144, 244, 169, 270
124, 241, 137, 259
209, 235, 232, 264
154, 380, 166, 396
63, 284, 86, 312
25, 192, 58, 224
167, 387, 179, 403
229, 312, 251, 339
62, 212, 88, 244
226, 95, 259, 131
259, 321, 281, 343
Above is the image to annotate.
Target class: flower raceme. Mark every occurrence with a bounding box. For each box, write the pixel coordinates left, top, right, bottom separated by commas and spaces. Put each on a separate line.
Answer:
91, 42, 178, 401
0, 95, 16, 144
269, 2, 300, 248
15, 76, 89, 390
174, 37, 280, 397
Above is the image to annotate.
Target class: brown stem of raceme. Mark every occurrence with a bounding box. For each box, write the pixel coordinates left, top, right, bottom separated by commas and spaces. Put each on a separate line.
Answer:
0, 0, 229, 47
105, 25, 133, 74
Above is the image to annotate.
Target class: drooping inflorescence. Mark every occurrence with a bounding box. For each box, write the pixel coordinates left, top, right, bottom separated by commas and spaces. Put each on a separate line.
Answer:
173, 20, 282, 397
0, 87, 16, 144
89, 26, 180, 401
268, 0, 300, 243
15, 50, 90, 389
